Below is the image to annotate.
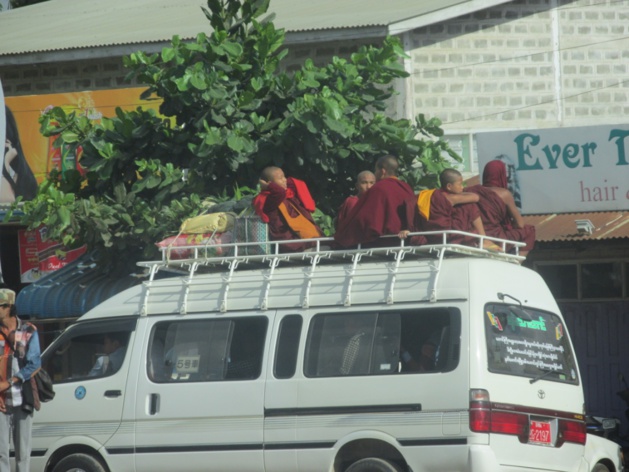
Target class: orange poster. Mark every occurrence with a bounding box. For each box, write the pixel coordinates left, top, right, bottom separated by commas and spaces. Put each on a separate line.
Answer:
3, 87, 162, 204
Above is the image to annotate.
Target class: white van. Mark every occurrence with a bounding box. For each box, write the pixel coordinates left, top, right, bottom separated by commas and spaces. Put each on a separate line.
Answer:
28, 233, 603, 472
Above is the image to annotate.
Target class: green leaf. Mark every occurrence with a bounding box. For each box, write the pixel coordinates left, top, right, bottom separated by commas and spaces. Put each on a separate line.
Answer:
62, 132, 79, 144
161, 47, 176, 62
190, 73, 207, 90
57, 207, 71, 227
222, 41, 243, 57
227, 134, 246, 152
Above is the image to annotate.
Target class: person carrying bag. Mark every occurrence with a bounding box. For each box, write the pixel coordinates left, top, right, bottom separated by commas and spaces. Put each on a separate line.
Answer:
0, 288, 41, 472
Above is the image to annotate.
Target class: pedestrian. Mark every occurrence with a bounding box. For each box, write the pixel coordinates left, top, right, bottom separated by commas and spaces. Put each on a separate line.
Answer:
0, 288, 41, 472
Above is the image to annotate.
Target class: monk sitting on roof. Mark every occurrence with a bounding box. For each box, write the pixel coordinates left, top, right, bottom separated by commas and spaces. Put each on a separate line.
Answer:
467, 160, 535, 257
417, 168, 501, 251
253, 166, 324, 253
335, 170, 376, 230
334, 155, 426, 248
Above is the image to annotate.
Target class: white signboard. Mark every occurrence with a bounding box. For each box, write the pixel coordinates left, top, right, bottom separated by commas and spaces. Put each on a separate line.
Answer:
477, 124, 629, 215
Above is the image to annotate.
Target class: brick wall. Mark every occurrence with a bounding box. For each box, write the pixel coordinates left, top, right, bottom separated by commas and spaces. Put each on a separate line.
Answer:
0, 38, 401, 116
0, 57, 141, 96
0, 39, 372, 95
407, 0, 629, 133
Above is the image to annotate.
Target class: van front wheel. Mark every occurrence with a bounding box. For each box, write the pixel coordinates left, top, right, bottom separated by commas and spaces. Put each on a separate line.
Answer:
345, 457, 403, 472
52, 453, 107, 472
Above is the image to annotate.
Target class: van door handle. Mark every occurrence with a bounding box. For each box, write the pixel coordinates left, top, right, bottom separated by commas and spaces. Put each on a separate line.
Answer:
149, 393, 159, 415
104, 390, 122, 398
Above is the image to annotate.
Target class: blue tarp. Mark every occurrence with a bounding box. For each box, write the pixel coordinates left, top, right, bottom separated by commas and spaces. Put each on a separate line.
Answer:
16, 253, 143, 319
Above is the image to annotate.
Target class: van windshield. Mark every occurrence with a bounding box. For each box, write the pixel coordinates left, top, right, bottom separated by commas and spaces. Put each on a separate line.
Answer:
484, 304, 579, 385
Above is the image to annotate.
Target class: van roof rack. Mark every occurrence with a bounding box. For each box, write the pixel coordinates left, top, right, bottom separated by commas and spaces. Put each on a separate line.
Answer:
136, 231, 525, 314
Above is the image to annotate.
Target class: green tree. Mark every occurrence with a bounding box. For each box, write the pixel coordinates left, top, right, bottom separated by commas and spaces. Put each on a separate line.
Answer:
20, 0, 458, 273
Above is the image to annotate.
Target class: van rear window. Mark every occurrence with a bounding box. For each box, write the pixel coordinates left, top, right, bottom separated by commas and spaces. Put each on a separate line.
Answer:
304, 308, 460, 378
485, 304, 579, 385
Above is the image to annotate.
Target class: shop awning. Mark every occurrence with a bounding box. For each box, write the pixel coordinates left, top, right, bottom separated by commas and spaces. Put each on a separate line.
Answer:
16, 253, 143, 320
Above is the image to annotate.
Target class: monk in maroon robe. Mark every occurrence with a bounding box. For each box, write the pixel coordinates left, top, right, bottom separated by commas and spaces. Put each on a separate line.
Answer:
417, 168, 500, 250
253, 167, 323, 253
335, 170, 375, 230
467, 159, 535, 256
334, 156, 426, 248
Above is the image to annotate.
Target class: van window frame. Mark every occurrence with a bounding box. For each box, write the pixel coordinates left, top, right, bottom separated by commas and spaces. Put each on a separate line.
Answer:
147, 316, 268, 383
41, 317, 137, 384
273, 314, 303, 379
303, 308, 461, 378
484, 303, 580, 385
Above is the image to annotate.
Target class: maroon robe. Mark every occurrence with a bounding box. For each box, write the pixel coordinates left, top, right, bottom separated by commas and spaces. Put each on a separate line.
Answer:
417, 188, 480, 245
253, 178, 323, 253
336, 196, 359, 231
334, 178, 425, 248
467, 184, 536, 251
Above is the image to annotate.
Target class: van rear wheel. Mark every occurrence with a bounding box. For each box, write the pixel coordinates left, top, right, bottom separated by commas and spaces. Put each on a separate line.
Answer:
592, 464, 611, 472
52, 453, 107, 472
345, 457, 403, 472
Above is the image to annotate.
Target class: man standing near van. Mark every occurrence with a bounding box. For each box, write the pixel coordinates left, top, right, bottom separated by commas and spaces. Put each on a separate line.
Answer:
0, 288, 41, 472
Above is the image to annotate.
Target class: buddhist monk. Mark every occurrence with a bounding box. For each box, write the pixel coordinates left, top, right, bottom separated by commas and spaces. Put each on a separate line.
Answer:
417, 168, 500, 251
467, 159, 535, 256
253, 166, 324, 252
334, 155, 425, 248
335, 170, 376, 230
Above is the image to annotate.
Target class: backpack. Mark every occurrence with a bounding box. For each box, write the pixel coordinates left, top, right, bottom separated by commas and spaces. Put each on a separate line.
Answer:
33, 368, 55, 402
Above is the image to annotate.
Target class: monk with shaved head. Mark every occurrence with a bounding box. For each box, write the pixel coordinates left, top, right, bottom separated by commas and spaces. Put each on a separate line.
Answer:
335, 155, 425, 248
417, 168, 499, 250
335, 170, 376, 230
252, 166, 323, 252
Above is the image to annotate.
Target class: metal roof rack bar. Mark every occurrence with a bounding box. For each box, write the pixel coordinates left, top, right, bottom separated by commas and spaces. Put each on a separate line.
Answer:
302, 240, 335, 308
136, 231, 525, 313
261, 254, 289, 311
219, 257, 241, 313
385, 243, 414, 305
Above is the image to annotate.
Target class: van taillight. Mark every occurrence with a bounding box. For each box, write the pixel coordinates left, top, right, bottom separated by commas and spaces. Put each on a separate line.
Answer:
557, 419, 587, 446
469, 389, 585, 446
469, 390, 527, 439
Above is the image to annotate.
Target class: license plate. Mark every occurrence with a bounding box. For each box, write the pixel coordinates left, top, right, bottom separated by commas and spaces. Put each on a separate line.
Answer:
529, 420, 552, 445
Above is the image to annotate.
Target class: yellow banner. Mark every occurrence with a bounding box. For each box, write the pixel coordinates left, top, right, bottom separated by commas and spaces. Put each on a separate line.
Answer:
4, 88, 161, 204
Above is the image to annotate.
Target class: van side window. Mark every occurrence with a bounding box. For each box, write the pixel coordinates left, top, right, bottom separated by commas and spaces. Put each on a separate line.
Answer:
148, 316, 268, 383
41, 318, 136, 383
304, 309, 460, 378
484, 304, 579, 384
274, 315, 302, 379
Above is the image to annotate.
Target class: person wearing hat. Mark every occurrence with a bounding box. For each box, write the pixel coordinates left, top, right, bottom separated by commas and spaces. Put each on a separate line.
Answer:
0, 288, 41, 472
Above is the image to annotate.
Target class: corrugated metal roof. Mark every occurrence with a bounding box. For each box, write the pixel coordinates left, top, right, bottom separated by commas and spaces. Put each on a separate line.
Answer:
523, 212, 629, 242
0, 0, 508, 58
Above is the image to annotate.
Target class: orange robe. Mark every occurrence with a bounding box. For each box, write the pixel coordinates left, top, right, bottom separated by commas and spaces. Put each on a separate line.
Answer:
253, 178, 323, 252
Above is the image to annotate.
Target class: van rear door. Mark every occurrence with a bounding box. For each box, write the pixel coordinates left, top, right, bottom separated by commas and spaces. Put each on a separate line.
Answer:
474, 304, 586, 471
